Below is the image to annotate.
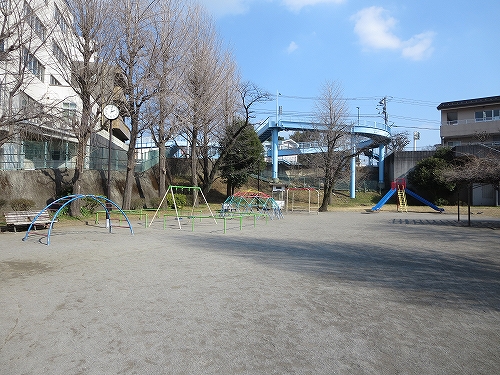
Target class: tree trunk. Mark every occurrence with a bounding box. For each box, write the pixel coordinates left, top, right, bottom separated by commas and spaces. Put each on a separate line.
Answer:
123, 119, 139, 210
71, 133, 90, 216
190, 129, 199, 206
158, 140, 167, 198
319, 181, 332, 212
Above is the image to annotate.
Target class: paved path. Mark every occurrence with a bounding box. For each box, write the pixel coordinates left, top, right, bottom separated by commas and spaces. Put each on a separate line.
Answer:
1, 210, 499, 374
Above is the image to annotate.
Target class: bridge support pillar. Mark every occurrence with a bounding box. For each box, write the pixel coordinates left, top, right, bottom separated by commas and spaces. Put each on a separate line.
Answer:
378, 144, 385, 189
350, 155, 356, 198
272, 127, 279, 181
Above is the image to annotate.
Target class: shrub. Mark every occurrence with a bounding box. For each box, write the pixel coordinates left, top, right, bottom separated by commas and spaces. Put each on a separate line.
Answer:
10, 198, 35, 211
130, 198, 146, 210
149, 194, 187, 209
148, 196, 163, 209
167, 193, 187, 208
57, 205, 70, 216
80, 197, 101, 217
0, 198, 6, 210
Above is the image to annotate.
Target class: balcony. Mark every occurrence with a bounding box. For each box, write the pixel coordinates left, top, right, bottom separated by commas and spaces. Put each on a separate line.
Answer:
440, 117, 500, 138
443, 116, 500, 126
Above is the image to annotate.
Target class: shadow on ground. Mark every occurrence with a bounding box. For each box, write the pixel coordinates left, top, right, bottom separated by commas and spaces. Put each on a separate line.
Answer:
181, 229, 500, 312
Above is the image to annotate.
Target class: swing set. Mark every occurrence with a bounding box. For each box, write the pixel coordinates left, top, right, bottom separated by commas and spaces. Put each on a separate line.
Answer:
149, 185, 217, 229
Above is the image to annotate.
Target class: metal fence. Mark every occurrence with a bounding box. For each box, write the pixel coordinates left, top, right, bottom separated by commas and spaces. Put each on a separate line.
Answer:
0, 140, 154, 172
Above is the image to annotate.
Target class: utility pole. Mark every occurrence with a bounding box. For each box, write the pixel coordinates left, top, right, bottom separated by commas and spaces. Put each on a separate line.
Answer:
377, 97, 388, 190
378, 96, 388, 127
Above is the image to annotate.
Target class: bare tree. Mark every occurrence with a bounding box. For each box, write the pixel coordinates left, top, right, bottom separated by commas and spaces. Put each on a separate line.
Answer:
387, 131, 410, 153
146, 0, 188, 198
314, 80, 354, 212
179, 4, 233, 203
441, 152, 500, 185
114, 0, 159, 210
58, 0, 118, 214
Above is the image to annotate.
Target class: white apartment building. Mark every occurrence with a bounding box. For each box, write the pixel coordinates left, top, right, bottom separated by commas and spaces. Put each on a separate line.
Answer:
0, 0, 129, 170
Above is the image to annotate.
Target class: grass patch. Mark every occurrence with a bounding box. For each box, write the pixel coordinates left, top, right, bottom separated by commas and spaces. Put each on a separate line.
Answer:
330, 191, 382, 208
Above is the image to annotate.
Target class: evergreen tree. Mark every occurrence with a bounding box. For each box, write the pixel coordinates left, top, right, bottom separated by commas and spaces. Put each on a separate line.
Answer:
220, 120, 264, 196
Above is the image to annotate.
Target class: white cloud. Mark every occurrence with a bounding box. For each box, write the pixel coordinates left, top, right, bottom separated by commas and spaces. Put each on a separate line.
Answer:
282, 0, 345, 12
351, 6, 435, 60
287, 41, 299, 53
401, 32, 435, 60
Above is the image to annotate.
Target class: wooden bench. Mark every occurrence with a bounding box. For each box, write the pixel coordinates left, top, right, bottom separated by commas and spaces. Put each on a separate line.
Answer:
4, 210, 53, 232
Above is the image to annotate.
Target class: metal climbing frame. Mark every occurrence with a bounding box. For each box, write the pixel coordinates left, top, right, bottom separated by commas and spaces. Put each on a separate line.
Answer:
220, 190, 284, 220
22, 194, 134, 245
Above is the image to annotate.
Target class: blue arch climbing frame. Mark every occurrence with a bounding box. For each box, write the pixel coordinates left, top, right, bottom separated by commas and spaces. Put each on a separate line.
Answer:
23, 194, 134, 245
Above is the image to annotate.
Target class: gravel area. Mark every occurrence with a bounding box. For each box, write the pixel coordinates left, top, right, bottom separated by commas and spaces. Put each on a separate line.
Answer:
1, 210, 499, 374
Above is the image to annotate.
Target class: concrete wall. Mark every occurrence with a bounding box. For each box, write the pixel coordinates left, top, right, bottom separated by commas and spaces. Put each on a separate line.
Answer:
0, 168, 160, 215
384, 151, 435, 183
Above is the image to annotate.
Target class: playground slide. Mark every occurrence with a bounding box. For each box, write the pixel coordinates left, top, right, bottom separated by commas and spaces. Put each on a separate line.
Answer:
405, 189, 444, 212
371, 188, 396, 211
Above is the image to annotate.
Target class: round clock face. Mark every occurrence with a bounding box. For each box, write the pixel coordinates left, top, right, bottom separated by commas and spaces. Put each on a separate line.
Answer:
103, 104, 119, 120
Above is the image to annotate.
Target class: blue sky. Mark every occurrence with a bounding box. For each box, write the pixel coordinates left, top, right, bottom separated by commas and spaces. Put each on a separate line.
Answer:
198, 0, 500, 149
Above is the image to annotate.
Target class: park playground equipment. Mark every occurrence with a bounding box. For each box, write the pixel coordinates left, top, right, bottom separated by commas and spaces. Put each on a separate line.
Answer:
22, 194, 134, 245
371, 179, 444, 212
220, 190, 284, 220
286, 187, 321, 213
149, 185, 217, 229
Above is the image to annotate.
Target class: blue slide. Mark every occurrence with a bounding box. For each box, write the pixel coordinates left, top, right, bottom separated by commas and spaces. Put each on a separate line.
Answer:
405, 189, 444, 212
371, 188, 396, 211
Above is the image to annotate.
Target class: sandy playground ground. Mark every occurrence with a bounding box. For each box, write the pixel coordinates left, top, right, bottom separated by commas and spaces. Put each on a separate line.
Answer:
0, 208, 499, 374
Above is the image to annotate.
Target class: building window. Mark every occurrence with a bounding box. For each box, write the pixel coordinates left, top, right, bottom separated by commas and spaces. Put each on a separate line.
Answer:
447, 141, 461, 147
20, 92, 42, 114
63, 102, 77, 120
24, 2, 46, 40
475, 109, 500, 122
54, 5, 68, 34
23, 47, 45, 81
446, 112, 458, 125
52, 40, 67, 66
50, 75, 61, 86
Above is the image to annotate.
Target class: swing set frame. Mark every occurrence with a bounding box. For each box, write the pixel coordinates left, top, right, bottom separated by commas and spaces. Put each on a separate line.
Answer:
149, 185, 217, 229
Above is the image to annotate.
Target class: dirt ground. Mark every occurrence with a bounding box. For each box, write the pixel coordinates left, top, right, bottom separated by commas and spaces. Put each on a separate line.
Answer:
0, 209, 499, 374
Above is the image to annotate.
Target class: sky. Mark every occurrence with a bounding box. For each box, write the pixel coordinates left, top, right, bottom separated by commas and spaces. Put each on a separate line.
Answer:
197, 0, 500, 149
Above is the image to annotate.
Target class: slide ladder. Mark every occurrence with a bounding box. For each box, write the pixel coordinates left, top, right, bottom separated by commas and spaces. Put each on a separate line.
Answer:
397, 188, 408, 212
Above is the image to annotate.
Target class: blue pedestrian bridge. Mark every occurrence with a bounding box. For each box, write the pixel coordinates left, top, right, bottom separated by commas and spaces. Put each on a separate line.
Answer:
254, 117, 392, 190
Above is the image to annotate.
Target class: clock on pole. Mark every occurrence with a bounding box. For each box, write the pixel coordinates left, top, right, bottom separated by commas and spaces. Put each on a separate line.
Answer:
103, 104, 119, 120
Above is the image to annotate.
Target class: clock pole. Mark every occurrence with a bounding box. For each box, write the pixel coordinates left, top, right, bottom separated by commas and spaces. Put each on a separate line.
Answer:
107, 116, 112, 204
103, 104, 119, 222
